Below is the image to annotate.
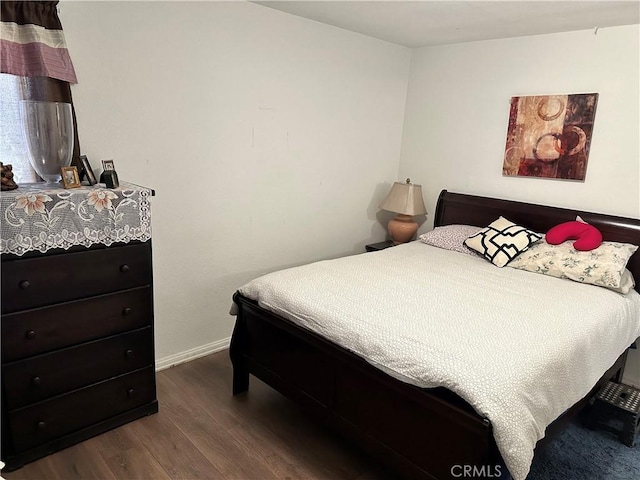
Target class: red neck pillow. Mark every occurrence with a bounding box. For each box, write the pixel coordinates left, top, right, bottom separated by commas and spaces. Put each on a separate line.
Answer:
545, 221, 602, 251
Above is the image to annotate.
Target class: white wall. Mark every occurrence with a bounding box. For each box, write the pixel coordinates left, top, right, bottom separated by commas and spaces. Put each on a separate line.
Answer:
60, 0, 640, 385
400, 25, 639, 224
61, 1, 411, 364
398, 25, 640, 385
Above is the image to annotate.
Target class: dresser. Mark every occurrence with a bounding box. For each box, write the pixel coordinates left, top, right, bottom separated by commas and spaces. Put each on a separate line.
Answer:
0, 182, 158, 471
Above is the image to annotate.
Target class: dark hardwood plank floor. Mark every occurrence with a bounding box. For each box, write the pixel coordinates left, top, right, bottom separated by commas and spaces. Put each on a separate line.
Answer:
4, 350, 399, 480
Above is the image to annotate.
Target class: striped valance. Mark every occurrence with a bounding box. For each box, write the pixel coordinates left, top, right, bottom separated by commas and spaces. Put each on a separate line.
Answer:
1, 1, 77, 83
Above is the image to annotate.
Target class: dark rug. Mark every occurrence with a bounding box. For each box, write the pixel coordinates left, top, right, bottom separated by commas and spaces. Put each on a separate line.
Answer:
527, 410, 640, 480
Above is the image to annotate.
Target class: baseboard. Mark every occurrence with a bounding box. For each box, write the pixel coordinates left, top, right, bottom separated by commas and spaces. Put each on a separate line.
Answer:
155, 337, 231, 371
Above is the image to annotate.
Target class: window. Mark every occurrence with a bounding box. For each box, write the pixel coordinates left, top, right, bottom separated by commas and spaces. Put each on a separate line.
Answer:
0, 73, 39, 183
0, 73, 40, 185
1, 1, 79, 184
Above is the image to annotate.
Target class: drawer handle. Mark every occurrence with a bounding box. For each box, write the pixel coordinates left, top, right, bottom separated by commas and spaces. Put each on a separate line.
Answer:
25, 330, 36, 340
19, 280, 30, 289
32, 376, 42, 386
122, 307, 132, 316
37, 421, 47, 430
127, 388, 135, 397
125, 349, 134, 358
120, 264, 130, 273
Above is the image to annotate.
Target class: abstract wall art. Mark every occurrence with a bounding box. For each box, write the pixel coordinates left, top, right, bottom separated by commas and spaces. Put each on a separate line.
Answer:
502, 93, 598, 181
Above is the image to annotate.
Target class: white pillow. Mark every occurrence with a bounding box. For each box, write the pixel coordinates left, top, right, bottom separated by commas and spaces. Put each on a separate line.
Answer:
464, 217, 542, 267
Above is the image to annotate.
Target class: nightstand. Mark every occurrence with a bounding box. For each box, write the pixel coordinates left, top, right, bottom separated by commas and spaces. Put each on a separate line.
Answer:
365, 240, 395, 252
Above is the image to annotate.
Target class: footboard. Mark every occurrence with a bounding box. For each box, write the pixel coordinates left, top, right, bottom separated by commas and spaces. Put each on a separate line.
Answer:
230, 292, 502, 480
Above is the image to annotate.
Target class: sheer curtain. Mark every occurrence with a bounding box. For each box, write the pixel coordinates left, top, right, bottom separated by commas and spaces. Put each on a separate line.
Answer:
0, 0, 80, 183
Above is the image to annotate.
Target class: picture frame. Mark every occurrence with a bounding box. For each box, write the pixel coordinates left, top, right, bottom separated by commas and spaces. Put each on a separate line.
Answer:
79, 155, 97, 185
102, 159, 115, 171
61, 166, 81, 189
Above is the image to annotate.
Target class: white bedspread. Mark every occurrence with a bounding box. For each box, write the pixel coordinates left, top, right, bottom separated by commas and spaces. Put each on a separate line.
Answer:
237, 241, 640, 480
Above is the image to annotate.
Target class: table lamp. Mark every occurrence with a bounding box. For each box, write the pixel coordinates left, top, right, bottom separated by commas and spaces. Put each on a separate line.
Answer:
378, 178, 427, 244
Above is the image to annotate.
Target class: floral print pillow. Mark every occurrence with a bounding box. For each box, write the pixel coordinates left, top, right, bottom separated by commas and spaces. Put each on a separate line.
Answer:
508, 240, 638, 293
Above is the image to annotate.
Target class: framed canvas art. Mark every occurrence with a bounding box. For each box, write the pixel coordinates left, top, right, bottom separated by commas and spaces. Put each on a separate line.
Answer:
503, 93, 598, 181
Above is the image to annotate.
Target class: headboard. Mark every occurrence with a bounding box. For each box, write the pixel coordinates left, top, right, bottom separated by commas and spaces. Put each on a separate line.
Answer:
434, 190, 640, 293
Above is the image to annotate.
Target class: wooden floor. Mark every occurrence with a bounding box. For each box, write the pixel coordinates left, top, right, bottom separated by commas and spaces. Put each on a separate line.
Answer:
4, 350, 399, 480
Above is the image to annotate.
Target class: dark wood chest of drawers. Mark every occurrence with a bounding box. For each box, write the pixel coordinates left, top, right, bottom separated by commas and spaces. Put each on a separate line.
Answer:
1, 241, 158, 471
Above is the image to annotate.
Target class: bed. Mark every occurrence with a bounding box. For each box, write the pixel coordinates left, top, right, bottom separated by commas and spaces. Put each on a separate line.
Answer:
230, 189, 640, 480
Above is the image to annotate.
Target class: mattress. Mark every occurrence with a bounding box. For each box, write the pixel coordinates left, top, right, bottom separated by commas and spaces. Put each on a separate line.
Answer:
236, 241, 640, 480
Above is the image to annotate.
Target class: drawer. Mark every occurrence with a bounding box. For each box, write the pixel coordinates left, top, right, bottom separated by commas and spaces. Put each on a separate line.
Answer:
7, 366, 156, 452
1, 242, 152, 313
2, 286, 152, 362
3, 328, 154, 410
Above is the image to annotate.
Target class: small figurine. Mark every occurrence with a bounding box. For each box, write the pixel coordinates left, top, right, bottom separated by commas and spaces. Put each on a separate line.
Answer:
1, 162, 19, 191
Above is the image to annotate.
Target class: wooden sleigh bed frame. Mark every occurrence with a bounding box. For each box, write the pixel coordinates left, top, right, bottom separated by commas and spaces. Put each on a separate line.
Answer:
230, 190, 640, 480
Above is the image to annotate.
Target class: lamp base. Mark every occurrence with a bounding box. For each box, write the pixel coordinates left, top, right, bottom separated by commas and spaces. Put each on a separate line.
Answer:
388, 214, 418, 244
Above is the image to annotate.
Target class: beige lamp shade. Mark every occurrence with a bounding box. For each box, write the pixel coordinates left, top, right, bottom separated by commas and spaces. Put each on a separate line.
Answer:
378, 179, 427, 244
378, 179, 427, 216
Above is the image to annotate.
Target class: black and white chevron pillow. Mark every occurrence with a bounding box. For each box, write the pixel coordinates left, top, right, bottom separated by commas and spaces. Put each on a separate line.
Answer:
464, 217, 542, 267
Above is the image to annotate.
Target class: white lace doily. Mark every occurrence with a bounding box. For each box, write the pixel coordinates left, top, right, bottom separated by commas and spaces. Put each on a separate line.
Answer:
1, 181, 152, 256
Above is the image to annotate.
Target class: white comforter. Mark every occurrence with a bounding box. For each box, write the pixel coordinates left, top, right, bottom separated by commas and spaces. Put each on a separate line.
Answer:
237, 242, 640, 480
